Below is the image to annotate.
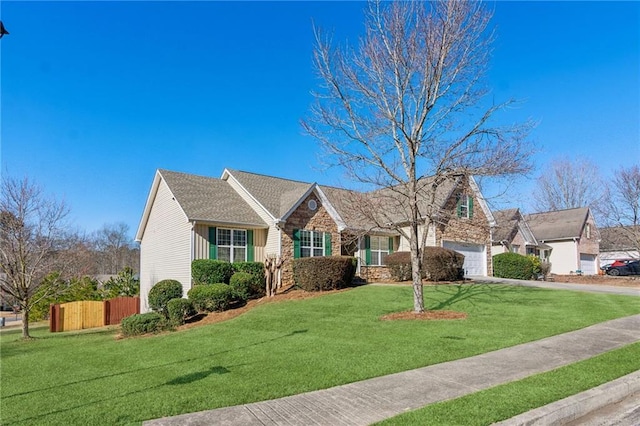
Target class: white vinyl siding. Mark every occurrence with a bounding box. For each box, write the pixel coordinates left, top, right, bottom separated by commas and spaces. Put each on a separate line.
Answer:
139, 180, 192, 312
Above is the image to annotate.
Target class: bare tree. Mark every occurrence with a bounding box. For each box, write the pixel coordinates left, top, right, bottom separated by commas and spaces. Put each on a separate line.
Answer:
0, 176, 70, 338
601, 165, 640, 252
92, 222, 138, 274
303, 0, 533, 312
532, 157, 603, 213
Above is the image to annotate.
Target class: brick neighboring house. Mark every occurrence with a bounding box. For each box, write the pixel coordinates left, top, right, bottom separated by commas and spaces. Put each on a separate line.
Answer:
525, 207, 600, 275
492, 208, 550, 260
136, 169, 495, 312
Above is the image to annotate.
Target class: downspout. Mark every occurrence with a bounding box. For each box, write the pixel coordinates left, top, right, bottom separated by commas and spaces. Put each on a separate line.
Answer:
190, 221, 196, 287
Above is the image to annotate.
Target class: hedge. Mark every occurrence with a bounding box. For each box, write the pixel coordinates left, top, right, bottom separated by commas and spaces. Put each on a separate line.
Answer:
384, 248, 465, 282
292, 256, 356, 291
493, 252, 534, 280
188, 283, 234, 312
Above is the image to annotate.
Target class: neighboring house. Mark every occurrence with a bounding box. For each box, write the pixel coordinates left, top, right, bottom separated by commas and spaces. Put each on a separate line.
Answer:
491, 208, 549, 259
525, 207, 600, 275
136, 169, 495, 311
599, 226, 640, 266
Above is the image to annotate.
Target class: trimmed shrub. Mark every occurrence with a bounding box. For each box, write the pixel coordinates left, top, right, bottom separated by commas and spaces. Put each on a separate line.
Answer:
423, 246, 465, 281
166, 298, 195, 326
493, 252, 534, 280
188, 283, 234, 312
121, 312, 165, 336
384, 251, 413, 281
148, 280, 183, 316
384, 248, 464, 281
232, 262, 266, 299
293, 256, 356, 291
229, 272, 258, 302
192, 259, 234, 285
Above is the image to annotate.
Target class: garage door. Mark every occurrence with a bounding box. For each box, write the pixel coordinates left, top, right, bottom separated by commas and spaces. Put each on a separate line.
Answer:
580, 254, 597, 275
442, 241, 486, 276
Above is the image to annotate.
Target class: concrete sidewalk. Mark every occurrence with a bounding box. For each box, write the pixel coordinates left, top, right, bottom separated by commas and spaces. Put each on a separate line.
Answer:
144, 314, 640, 426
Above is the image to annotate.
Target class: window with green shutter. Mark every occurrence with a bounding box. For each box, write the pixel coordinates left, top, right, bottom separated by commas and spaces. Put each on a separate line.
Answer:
210, 227, 251, 262
295, 229, 329, 258
457, 195, 473, 219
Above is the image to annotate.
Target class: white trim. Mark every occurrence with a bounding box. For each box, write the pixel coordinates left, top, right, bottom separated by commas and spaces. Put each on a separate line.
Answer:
280, 184, 317, 221
315, 186, 348, 231
135, 170, 190, 242
468, 175, 496, 227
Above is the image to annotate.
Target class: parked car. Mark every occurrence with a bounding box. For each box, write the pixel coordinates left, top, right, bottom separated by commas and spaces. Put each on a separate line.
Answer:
603, 260, 640, 276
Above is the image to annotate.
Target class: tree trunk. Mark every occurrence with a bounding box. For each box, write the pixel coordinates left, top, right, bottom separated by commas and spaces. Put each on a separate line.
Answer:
21, 307, 31, 339
409, 220, 425, 313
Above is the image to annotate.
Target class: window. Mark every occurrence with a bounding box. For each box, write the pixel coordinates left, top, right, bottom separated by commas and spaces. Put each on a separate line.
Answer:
215, 228, 247, 262
369, 236, 390, 266
298, 230, 327, 258
586, 224, 591, 239
511, 245, 520, 253
457, 194, 473, 219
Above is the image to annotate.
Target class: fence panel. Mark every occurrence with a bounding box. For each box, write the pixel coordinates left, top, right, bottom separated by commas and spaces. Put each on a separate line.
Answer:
104, 297, 140, 325
50, 301, 104, 332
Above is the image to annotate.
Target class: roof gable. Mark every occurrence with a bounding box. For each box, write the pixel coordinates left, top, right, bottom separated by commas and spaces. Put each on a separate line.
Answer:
136, 170, 267, 241
224, 169, 313, 220
525, 207, 590, 241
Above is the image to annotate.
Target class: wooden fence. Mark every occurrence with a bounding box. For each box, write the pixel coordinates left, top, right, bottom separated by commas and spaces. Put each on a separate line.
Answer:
50, 297, 140, 332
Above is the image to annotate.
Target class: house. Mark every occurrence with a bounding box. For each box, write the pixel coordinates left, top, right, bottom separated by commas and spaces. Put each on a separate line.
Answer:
599, 226, 639, 266
491, 208, 549, 259
136, 169, 495, 311
525, 207, 600, 275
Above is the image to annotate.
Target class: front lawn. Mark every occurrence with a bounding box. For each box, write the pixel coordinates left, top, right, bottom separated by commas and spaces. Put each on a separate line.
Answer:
1, 284, 639, 425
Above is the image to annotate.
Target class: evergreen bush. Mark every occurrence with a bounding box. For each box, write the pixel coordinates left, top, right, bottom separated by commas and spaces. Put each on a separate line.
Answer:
166, 298, 195, 326
292, 256, 355, 291
192, 260, 234, 285
493, 252, 535, 280
121, 312, 166, 336
187, 283, 233, 312
148, 279, 183, 317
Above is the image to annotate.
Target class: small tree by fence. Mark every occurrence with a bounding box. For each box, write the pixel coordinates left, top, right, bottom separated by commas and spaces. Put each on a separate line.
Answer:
50, 296, 139, 332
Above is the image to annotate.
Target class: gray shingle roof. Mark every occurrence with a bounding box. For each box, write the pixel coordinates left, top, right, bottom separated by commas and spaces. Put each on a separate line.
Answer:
525, 207, 589, 241
226, 169, 313, 219
492, 208, 520, 242
320, 176, 461, 231
159, 169, 267, 227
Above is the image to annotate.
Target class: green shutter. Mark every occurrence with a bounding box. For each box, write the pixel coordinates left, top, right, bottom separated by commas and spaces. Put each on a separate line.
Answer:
247, 230, 254, 262
324, 232, 332, 256
468, 196, 474, 218
364, 235, 371, 266
293, 229, 301, 259
388, 237, 394, 254
208, 227, 217, 259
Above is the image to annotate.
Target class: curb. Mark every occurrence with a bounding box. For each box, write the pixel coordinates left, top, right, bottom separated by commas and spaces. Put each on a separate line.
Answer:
493, 370, 640, 425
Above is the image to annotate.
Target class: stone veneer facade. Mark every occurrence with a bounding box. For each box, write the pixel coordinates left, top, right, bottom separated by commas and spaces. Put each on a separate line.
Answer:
435, 182, 493, 276
280, 192, 342, 286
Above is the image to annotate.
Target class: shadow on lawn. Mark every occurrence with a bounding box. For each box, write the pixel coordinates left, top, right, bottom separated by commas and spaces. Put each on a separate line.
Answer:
425, 282, 525, 311
3, 329, 308, 401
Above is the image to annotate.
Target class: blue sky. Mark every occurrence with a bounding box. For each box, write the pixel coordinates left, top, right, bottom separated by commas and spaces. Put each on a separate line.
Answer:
1, 1, 638, 238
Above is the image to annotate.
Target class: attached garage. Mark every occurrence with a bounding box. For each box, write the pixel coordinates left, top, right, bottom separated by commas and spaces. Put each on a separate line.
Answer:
579, 254, 598, 275
442, 241, 487, 276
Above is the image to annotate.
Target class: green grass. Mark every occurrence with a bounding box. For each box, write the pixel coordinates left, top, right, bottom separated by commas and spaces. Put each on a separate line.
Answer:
377, 341, 640, 425
1, 284, 639, 425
